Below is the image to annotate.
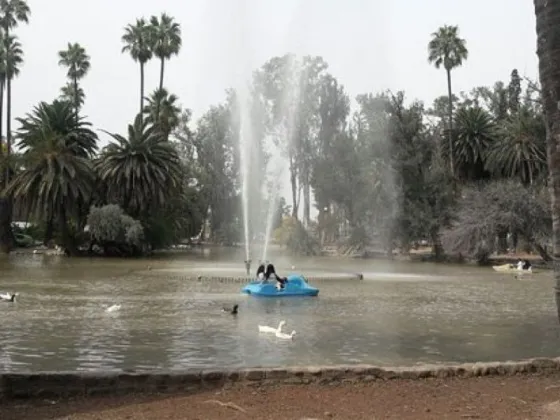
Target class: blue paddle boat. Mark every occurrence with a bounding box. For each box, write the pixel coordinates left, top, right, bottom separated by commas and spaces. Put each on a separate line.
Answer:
241, 274, 319, 297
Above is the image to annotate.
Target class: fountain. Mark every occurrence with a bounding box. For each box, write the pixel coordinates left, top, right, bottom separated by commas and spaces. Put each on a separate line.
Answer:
237, 82, 253, 266
235, 54, 304, 270
261, 154, 285, 262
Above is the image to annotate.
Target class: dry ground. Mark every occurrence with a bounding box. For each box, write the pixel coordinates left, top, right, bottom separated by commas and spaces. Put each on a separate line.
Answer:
3, 374, 560, 420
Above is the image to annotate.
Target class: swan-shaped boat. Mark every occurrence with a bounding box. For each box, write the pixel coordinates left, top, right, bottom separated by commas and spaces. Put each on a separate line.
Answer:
241, 274, 319, 297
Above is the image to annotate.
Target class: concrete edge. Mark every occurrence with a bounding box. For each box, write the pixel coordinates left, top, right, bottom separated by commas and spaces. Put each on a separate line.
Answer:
2, 357, 560, 400
192, 274, 363, 283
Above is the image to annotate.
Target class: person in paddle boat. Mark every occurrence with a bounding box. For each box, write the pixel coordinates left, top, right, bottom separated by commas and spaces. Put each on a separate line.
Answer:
256, 263, 266, 281
265, 263, 288, 290
514, 259, 532, 271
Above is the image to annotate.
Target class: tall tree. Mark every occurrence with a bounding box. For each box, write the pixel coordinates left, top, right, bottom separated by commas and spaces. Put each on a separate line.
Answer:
192, 105, 237, 241
0, 0, 28, 254
0, 33, 5, 158
150, 13, 181, 93
428, 25, 468, 174
312, 74, 350, 217
58, 42, 90, 118
508, 69, 522, 114
122, 18, 153, 120
0, 0, 29, 168
533, 0, 560, 323
4, 34, 21, 182
253, 54, 328, 222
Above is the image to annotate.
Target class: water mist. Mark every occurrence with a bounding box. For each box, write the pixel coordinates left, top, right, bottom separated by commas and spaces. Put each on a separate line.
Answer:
261, 154, 285, 262
260, 55, 303, 262
237, 83, 254, 263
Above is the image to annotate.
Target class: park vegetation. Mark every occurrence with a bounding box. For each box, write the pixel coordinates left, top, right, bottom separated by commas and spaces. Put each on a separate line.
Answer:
0, 1, 550, 263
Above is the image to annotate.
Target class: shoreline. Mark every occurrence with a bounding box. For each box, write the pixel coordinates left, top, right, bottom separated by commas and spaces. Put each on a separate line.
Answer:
2, 357, 560, 401
3, 365, 560, 420
7, 245, 549, 268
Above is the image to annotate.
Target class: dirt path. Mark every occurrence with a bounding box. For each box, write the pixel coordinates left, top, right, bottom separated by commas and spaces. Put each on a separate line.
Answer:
3, 374, 560, 419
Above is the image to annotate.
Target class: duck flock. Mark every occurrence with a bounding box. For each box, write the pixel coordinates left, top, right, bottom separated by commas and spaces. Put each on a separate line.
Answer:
1, 293, 296, 340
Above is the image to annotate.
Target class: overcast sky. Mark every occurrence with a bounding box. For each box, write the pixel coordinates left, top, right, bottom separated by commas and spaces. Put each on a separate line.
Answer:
18, 0, 536, 142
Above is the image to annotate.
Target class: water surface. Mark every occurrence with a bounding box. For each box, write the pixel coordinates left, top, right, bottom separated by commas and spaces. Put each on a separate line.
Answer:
0, 248, 557, 372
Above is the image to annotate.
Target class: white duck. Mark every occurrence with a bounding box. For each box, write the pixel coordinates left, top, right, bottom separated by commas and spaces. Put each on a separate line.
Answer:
0, 292, 17, 302
258, 320, 286, 334
275, 329, 296, 340
105, 304, 121, 313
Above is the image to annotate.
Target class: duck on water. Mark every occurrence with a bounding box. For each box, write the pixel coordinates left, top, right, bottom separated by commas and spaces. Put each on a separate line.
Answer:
222, 304, 238, 315
258, 320, 286, 333
0, 292, 17, 302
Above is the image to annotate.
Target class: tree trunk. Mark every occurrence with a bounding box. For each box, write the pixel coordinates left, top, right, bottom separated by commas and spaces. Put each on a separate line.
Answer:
58, 207, 77, 256
430, 226, 444, 261
534, 242, 553, 262
497, 229, 508, 254
290, 155, 298, 218
5, 75, 10, 186
446, 68, 454, 175
73, 76, 79, 120
0, 77, 4, 161
159, 57, 165, 91
534, 0, 560, 323
43, 214, 54, 246
0, 196, 13, 253
156, 58, 165, 120
303, 169, 311, 227
0, 75, 14, 254
140, 61, 145, 121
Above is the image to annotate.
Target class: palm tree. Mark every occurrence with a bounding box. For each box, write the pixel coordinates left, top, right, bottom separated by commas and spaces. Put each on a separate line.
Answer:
6, 100, 98, 255
533, 0, 560, 323
58, 42, 90, 117
4, 34, 22, 181
122, 18, 153, 120
0, 34, 5, 158
17, 100, 97, 156
0, 0, 29, 31
485, 109, 547, 184
428, 25, 468, 174
96, 114, 182, 218
0, 0, 29, 254
59, 82, 85, 109
447, 107, 495, 181
143, 88, 181, 139
150, 13, 181, 92
0, 0, 29, 160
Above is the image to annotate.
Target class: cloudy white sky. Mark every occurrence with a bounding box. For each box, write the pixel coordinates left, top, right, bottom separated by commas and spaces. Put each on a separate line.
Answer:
18, 0, 537, 137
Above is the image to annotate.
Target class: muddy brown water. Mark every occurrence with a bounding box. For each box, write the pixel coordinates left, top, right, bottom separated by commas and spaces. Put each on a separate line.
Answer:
0, 247, 557, 372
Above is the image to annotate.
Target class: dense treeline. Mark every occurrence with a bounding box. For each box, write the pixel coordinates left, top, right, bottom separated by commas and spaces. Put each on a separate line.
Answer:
0, 3, 548, 260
